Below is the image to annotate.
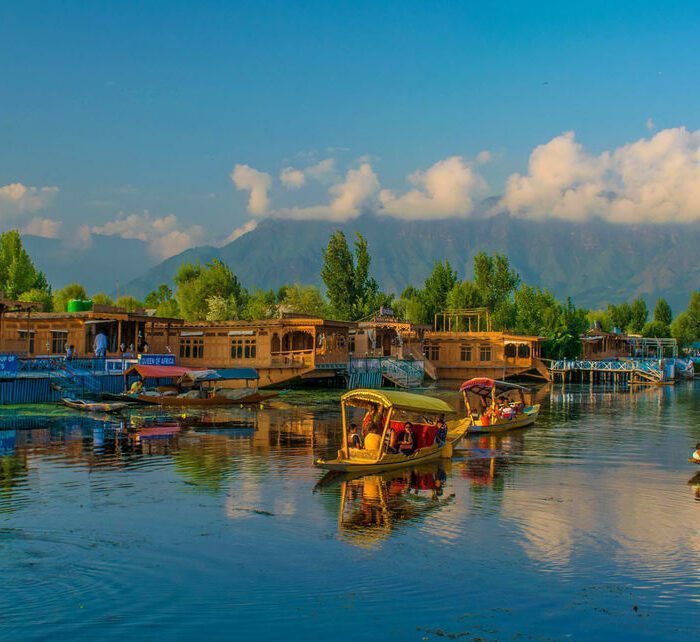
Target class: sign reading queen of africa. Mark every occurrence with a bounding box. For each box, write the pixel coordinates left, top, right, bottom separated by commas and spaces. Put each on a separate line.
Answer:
138, 354, 176, 366
0, 354, 18, 377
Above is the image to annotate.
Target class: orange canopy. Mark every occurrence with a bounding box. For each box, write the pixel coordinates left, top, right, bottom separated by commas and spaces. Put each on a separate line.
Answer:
125, 365, 203, 379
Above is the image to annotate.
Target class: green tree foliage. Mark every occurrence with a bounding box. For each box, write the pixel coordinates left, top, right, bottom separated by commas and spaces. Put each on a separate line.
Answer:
53, 283, 88, 312
320, 231, 389, 320
279, 284, 327, 317
144, 284, 180, 317
642, 320, 670, 338
0, 230, 49, 300
175, 260, 247, 321
243, 289, 278, 320
670, 291, 700, 345
18, 288, 53, 312
607, 302, 632, 331
91, 292, 114, 307
542, 298, 588, 359
587, 309, 612, 332
421, 260, 458, 323
473, 251, 520, 312
512, 285, 560, 336
446, 281, 481, 311
653, 298, 672, 326
116, 296, 143, 312
628, 297, 648, 334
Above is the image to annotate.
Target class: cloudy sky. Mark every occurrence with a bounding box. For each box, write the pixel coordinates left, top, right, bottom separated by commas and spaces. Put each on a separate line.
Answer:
2, 1, 700, 259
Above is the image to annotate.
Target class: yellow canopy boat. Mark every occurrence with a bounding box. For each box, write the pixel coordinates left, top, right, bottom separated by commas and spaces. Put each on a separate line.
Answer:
314, 389, 459, 472
457, 377, 540, 434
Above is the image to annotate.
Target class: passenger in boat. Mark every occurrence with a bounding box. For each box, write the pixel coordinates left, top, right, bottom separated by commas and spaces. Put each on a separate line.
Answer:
363, 427, 382, 452
480, 408, 493, 427
500, 404, 514, 420
130, 378, 144, 394
435, 414, 448, 446
693, 442, 700, 461
398, 422, 415, 455
348, 423, 362, 449
362, 405, 376, 438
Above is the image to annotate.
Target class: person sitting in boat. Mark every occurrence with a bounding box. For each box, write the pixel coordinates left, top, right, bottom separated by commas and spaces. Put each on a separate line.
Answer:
348, 423, 362, 449
480, 407, 493, 427
693, 442, 700, 461
363, 426, 382, 453
435, 414, 448, 446
398, 422, 415, 456
362, 405, 376, 438
500, 404, 514, 420
130, 378, 144, 394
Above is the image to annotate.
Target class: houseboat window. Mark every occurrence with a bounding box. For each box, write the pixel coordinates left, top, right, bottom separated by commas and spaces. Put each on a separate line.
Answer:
349, 335, 356, 353
518, 344, 531, 358
231, 338, 256, 359
459, 345, 472, 362
479, 345, 491, 361
180, 337, 204, 359
504, 343, 517, 358
423, 343, 440, 361
52, 331, 68, 354
18, 330, 35, 354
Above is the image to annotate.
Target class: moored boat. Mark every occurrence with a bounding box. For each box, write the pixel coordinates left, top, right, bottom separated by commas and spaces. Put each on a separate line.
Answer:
456, 377, 540, 434
315, 389, 459, 472
62, 398, 131, 413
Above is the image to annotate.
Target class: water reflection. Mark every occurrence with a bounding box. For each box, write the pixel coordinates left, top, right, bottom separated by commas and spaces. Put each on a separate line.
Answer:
315, 464, 453, 549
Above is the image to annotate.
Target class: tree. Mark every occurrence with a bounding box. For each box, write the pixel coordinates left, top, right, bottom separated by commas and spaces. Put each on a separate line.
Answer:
473, 252, 520, 312
642, 320, 670, 338
116, 296, 143, 312
628, 297, 648, 334
320, 231, 388, 320
653, 298, 672, 326
0, 230, 49, 299
91, 292, 114, 307
607, 302, 632, 332
671, 312, 697, 346
53, 283, 88, 312
18, 288, 53, 312
175, 260, 247, 321
512, 285, 559, 336
587, 309, 612, 332
422, 260, 458, 324
446, 281, 482, 312
144, 284, 173, 309
243, 289, 278, 320
279, 284, 327, 317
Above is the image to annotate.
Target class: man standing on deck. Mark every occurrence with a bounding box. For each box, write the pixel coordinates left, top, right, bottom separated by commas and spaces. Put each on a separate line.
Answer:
94, 331, 108, 358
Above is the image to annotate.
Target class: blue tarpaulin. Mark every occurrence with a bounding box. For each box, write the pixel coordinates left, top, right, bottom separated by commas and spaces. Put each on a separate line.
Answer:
216, 368, 259, 380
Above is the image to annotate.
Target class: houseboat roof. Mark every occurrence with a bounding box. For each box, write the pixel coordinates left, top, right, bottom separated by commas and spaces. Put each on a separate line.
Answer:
341, 389, 455, 415
125, 364, 201, 379
179, 317, 356, 329
4, 310, 184, 324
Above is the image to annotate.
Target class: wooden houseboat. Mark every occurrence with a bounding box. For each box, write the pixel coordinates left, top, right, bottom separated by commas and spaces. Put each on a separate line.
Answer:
420, 309, 549, 382
174, 315, 354, 388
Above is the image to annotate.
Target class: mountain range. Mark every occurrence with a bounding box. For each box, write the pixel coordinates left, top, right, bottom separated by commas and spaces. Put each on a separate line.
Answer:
26, 214, 700, 312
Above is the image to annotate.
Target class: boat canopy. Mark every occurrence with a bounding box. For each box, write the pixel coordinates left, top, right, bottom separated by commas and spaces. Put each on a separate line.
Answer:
179, 369, 222, 383
341, 389, 455, 415
460, 377, 530, 396
125, 364, 202, 379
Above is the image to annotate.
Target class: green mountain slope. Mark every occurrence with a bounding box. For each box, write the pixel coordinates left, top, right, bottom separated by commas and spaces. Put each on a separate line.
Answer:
122, 214, 700, 312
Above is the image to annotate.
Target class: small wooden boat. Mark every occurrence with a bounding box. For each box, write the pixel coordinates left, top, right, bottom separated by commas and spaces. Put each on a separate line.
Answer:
315, 389, 459, 473
689, 457, 700, 465
457, 378, 540, 434
135, 389, 277, 407
62, 398, 131, 413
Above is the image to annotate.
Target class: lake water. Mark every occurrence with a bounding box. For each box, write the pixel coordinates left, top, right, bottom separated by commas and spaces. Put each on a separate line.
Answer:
0, 382, 699, 641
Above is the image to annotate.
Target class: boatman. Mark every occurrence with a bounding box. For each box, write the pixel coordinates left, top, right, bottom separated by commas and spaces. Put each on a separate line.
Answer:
94, 331, 108, 358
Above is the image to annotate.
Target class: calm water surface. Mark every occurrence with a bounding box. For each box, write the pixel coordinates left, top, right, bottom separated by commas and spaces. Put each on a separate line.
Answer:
0, 382, 699, 641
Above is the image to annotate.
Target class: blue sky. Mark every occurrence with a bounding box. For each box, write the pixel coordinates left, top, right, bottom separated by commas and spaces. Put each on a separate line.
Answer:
2, 1, 700, 257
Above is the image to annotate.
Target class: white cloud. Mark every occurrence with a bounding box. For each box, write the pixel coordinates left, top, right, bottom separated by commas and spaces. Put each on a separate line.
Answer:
219, 219, 258, 246
273, 163, 379, 221
279, 157, 336, 191
502, 128, 700, 223
90, 210, 205, 259
22, 217, 62, 238
0, 183, 58, 219
378, 156, 488, 219
280, 167, 306, 190
231, 164, 272, 215
646, 117, 655, 131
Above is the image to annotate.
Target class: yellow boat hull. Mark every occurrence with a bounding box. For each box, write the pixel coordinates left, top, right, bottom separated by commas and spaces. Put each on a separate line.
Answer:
315, 441, 454, 473
461, 405, 540, 435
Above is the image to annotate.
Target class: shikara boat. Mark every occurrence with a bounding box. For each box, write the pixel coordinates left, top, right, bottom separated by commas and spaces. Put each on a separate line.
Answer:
315, 389, 459, 472
62, 398, 131, 413
455, 377, 540, 434
122, 365, 277, 407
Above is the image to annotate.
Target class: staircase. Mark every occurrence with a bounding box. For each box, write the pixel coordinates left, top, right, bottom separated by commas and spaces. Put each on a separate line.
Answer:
348, 356, 425, 389
50, 361, 102, 398
407, 345, 438, 380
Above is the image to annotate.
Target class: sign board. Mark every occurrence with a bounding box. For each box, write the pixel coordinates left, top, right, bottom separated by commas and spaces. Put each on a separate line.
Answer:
138, 354, 176, 367
0, 354, 18, 377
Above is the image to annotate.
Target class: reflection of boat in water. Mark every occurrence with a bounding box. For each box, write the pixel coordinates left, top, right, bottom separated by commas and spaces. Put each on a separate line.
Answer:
62, 398, 131, 413
459, 433, 525, 486
449, 378, 539, 436
688, 472, 700, 501
316, 464, 453, 548
315, 389, 459, 472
